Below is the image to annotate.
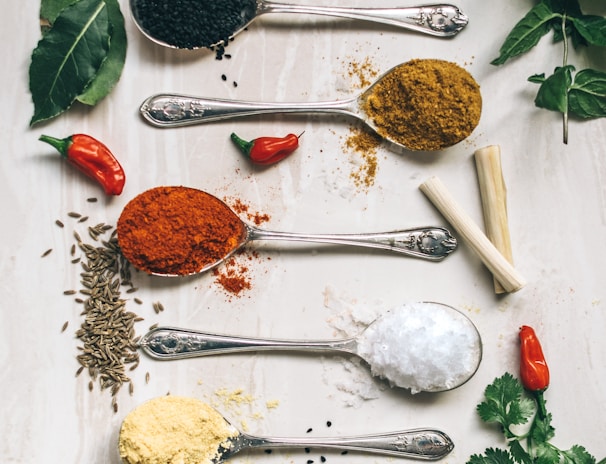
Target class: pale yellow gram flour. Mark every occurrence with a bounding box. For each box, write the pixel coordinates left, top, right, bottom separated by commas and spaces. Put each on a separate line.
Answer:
119, 396, 238, 464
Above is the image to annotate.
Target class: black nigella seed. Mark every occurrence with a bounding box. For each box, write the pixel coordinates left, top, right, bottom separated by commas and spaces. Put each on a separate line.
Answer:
341, 451, 348, 455
320, 457, 326, 462
306, 428, 312, 433
221, 74, 227, 81
305, 447, 311, 453
264, 449, 272, 454
326, 420, 332, 427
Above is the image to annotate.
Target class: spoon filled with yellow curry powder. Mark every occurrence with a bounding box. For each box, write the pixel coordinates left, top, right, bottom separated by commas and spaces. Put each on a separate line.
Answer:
119, 395, 455, 463
139, 59, 482, 152
116, 186, 457, 276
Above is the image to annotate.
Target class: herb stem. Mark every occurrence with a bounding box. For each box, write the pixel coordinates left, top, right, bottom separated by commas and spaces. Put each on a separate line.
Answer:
561, 13, 569, 144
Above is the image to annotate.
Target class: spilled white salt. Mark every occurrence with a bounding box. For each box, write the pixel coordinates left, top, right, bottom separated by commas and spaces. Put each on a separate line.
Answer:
356, 302, 481, 394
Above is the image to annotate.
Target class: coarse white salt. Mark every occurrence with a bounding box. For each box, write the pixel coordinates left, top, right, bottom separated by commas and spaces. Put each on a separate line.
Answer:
356, 302, 482, 394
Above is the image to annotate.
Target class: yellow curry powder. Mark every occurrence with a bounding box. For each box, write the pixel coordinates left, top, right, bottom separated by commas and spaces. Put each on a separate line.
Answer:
119, 396, 238, 464
363, 59, 482, 151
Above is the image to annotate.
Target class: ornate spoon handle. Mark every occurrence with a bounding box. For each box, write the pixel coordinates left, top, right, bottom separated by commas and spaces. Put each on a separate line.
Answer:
222, 429, 454, 461
247, 225, 457, 261
258, 1, 469, 37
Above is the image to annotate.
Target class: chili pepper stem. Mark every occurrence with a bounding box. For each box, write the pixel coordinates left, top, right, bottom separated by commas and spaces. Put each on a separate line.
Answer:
533, 390, 547, 420
230, 132, 254, 156
39, 134, 71, 158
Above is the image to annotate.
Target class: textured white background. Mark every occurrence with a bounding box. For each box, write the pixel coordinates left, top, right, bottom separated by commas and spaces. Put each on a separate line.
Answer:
1, 0, 605, 463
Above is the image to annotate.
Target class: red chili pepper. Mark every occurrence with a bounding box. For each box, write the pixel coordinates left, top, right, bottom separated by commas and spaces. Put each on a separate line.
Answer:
230, 132, 302, 165
519, 325, 550, 392
39, 134, 125, 195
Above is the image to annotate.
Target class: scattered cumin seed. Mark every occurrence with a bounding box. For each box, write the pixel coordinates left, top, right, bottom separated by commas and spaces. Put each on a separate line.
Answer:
55, 219, 65, 228
88, 380, 94, 391
61, 321, 69, 332
126, 287, 138, 294
145, 372, 150, 384
129, 382, 134, 395
134, 298, 143, 305
149, 323, 159, 330
41, 248, 53, 257
63, 290, 77, 295
68, 212, 82, 218
87, 197, 98, 202
76, 366, 84, 377
78, 216, 89, 223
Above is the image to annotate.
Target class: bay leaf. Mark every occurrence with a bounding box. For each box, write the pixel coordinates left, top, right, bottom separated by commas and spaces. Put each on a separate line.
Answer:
77, 0, 127, 106
29, 0, 110, 125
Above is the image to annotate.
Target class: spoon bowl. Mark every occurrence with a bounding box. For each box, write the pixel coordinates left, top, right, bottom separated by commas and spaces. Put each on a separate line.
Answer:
129, 0, 468, 50
139, 59, 481, 151
119, 396, 455, 463
117, 186, 457, 277
138, 301, 482, 393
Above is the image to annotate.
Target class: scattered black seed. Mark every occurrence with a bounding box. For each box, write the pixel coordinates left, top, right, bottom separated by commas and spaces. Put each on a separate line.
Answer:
326, 421, 332, 427
131, 0, 256, 51
341, 451, 348, 455
305, 448, 311, 453
307, 460, 314, 464
41, 248, 53, 257
221, 74, 227, 81
233, 81, 238, 87
306, 428, 313, 433
224, 54, 232, 59
264, 450, 272, 454
87, 197, 98, 202
56, 219, 65, 228
320, 456, 326, 462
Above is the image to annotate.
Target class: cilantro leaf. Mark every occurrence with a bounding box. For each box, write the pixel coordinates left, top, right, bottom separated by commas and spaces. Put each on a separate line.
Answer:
477, 373, 534, 431
531, 412, 555, 443
561, 445, 597, 464
491, 2, 559, 65
510, 440, 533, 464
467, 448, 516, 464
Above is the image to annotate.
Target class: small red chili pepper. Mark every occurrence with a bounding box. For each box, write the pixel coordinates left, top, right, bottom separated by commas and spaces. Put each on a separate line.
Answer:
519, 325, 550, 392
39, 134, 126, 195
230, 132, 302, 165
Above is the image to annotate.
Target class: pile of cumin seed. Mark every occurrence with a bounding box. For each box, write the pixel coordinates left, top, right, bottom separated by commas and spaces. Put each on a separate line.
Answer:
66, 217, 143, 412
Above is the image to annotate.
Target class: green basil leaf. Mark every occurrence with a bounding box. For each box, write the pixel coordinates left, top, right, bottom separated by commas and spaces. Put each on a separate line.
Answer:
491, 2, 559, 65
534, 66, 574, 113
77, 0, 127, 106
528, 73, 546, 84
29, 0, 110, 125
568, 68, 606, 119
570, 15, 606, 46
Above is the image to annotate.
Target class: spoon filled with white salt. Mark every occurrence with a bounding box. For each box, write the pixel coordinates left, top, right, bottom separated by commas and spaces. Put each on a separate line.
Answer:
130, 0, 468, 50
119, 396, 454, 463
138, 302, 482, 394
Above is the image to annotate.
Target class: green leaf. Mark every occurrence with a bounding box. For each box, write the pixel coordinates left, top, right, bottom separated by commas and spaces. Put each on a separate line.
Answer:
491, 2, 560, 65
570, 15, 606, 46
533, 65, 574, 113
509, 441, 533, 464
477, 373, 533, 430
29, 0, 110, 125
568, 68, 606, 118
40, 0, 76, 24
77, 0, 127, 106
531, 412, 556, 443
467, 448, 516, 464
561, 445, 597, 464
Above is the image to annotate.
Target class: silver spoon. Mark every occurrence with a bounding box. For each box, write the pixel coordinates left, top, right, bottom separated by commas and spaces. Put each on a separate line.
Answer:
120, 398, 454, 462
130, 0, 468, 50
138, 302, 482, 393
138, 60, 480, 151
117, 186, 457, 277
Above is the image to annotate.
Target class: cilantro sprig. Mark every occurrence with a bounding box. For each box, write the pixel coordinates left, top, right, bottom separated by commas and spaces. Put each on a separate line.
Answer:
492, 0, 606, 144
467, 373, 605, 464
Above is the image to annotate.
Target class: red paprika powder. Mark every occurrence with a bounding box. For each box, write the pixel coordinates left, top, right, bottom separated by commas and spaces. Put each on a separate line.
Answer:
117, 186, 246, 276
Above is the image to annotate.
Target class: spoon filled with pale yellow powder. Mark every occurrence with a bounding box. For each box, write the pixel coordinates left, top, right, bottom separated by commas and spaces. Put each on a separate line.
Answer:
119, 396, 454, 463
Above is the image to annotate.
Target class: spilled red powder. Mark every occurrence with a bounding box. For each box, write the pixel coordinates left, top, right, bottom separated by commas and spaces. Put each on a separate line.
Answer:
212, 197, 272, 297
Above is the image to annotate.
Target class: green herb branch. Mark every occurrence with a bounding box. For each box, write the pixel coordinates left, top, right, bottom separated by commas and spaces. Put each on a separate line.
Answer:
492, 0, 606, 144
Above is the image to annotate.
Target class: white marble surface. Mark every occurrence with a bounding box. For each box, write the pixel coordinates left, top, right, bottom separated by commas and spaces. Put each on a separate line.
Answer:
1, 1, 606, 463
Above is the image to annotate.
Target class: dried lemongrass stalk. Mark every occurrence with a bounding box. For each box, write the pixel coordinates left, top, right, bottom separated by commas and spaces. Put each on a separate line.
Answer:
474, 145, 514, 294
419, 176, 526, 293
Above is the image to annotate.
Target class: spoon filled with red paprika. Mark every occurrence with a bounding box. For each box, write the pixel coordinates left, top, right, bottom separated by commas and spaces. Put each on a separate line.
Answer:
116, 186, 457, 277
139, 59, 482, 152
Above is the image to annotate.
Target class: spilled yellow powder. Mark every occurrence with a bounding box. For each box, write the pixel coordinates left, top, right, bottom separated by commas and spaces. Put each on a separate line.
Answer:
344, 126, 382, 190
119, 396, 238, 464
265, 399, 280, 409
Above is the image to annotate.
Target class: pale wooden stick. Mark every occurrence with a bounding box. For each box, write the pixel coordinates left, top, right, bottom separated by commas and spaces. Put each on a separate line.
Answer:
419, 176, 526, 293
474, 145, 514, 294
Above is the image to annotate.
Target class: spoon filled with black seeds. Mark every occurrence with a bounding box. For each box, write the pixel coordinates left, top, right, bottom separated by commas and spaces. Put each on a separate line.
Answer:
129, 0, 469, 50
